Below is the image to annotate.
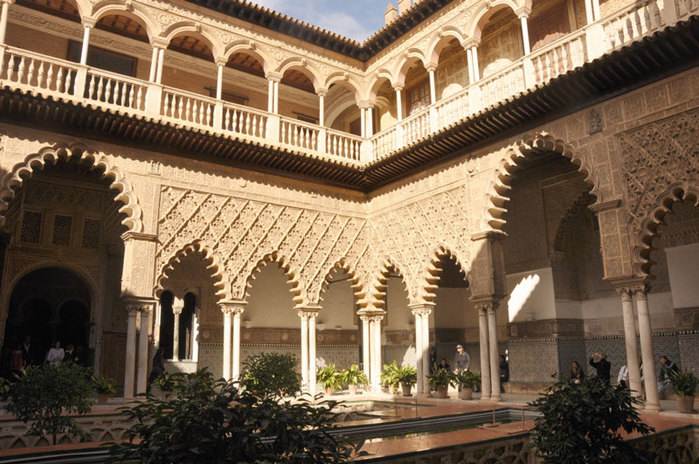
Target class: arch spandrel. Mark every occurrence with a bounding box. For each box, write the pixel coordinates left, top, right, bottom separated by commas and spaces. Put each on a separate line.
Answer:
0, 144, 143, 233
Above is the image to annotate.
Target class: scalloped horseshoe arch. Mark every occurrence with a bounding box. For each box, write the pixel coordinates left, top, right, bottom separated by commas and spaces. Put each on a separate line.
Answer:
417, 245, 471, 304
0, 144, 143, 232
312, 258, 365, 307
239, 252, 307, 307
483, 132, 597, 231
634, 183, 699, 277
155, 241, 228, 299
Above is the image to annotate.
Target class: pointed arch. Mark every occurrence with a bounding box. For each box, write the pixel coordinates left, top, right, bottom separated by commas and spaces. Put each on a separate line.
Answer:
0, 143, 143, 232
155, 240, 227, 299
482, 132, 598, 232
634, 183, 699, 276
360, 255, 413, 311
238, 251, 307, 307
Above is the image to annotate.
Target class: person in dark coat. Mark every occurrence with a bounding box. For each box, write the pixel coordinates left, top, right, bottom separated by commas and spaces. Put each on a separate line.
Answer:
589, 352, 611, 384
147, 348, 165, 392
428, 346, 437, 375
570, 360, 585, 384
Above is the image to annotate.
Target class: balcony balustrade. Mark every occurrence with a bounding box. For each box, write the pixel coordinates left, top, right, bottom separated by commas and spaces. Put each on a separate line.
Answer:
0, 0, 690, 165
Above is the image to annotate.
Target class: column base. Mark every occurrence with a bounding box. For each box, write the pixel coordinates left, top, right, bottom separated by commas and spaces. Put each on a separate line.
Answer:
643, 402, 662, 413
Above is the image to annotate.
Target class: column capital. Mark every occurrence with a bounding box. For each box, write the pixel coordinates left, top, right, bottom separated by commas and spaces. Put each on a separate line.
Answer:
392, 84, 404, 92
607, 276, 649, 295
316, 88, 329, 97
358, 309, 386, 322
425, 64, 438, 73
124, 297, 156, 314
357, 100, 376, 109
409, 302, 434, 317
471, 229, 507, 242
470, 298, 498, 313
0, 0, 16, 5
462, 38, 481, 49
297, 306, 320, 319
214, 56, 228, 67
82, 17, 97, 28
219, 301, 245, 315
515, 6, 531, 18
150, 37, 170, 49
266, 71, 282, 82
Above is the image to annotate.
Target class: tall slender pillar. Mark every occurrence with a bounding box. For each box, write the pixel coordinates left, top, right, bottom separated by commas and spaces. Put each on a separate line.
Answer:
477, 304, 492, 400
420, 309, 430, 394
220, 303, 234, 380
360, 315, 371, 381
0, 0, 13, 46
156, 47, 165, 85
466, 48, 475, 84
471, 46, 480, 81
124, 305, 138, 398
192, 310, 199, 363
148, 46, 159, 82
635, 289, 660, 411
367, 107, 374, 137
394, 86, 404, 121
618, 288, 642, 397
232, 306, 244, 381
370, 314, 384, 391
591, 0, 601, 21
215, 62, 224, 100
267, 78, 275, 112
317, 90, 326, 126
79, 22, 93, 65
172, 298, 183, 361
273, 80, 279, 113
584, 0, 594, 24
136, 306, 152, 394
427, 67, 437, 104
412, 308, 424, 394
519, 14, 531, 55
410, 304, 433, 395
487, 304, 501, 401
299, 311, 309, 391
360, 107, 367, 138
308, 312, 317, 395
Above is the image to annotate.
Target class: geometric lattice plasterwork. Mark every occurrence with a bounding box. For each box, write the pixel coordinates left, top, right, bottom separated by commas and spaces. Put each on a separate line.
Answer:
618, 110, 698, 235
155, 186, 372, 307
369, 183, 472, 304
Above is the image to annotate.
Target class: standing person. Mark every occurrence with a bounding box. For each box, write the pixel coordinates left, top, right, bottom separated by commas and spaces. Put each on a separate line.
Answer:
46, 341, 65, 367
147, 347, 165, 392
589, 352, 611, 384
657, 355, 679, 394
428, 346, 437, 375
454, 344, 470, 372
63, 344, 77, 363
19, 335, 39, 368
570, 361, 585, 384
617, 364, 629, 388
499, 354, 509, 393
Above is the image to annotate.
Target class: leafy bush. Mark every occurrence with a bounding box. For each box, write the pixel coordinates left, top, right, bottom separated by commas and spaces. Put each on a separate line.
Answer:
453, 370, 481, 388
109, 370, 364, 464
670, 369, 698, 397
396, 365, 417, 386
340, 364, 368, 387
381, 361, 402, 391
530, 376, 654, 464
241, 352, 301, 399
427, 369, 454, 389
91, 374, 116, 396
317, 364, 343, 391
7, 363, 95, 444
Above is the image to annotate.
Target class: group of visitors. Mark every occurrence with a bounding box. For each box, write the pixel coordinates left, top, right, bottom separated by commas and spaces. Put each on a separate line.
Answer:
570, 351, 680, 395
10, 336, 82, 372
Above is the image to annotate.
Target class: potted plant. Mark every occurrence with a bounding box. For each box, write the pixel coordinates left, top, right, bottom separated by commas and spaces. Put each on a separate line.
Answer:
381, 361, 402, 394
427, 369, 454, 398
91, 374, 116, 404
453, 370, 481, 400
396, 365, 417, 397
317, 364, 342, 395
670, 369, 698, 413
340, 364, 368, 394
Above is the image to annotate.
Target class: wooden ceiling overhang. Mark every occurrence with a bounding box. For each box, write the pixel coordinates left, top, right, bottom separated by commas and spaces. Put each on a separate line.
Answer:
186, 0, 455, 61
0, 17, 696, 192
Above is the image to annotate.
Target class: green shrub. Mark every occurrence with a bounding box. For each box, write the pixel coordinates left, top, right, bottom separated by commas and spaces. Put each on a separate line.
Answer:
530, 376, 654, 464
669, 369, 698, 397
109, 370, 364, 464
427, 369, 454, 389
91, 374, 116, 396
7, 363, 95, 445
340, 364, 368, 387
241, 352, 301, 399
381, 361, 402, 391
396, 365, 417, 386
453, 370, 481, 389
317, 364, 343, 391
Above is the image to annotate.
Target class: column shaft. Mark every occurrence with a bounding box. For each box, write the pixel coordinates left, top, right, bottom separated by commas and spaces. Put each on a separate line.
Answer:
478, 307, 492, 400
148, 47, 159, 82
360, 107, 366, 138
636, 291, 660, 411
124, 308, 138, 398
172, 311, 181, 361
471, 46, 480, 81
395, 88, 403, 121
488, 306, 501, 400
232, 309, 242, 380
80, 26, 91, 65
466, 48, 475, 85
414, 312, 424, 394
273, 81, 279, 113
216, 64, 223, 100
520, 16, 531, 55
318, 94, 325, 126
371, 318, 383, 390
156, 48, 165, 84
361, 316, 371, 381
300, 313, 309, 391
0, 2, 10, 45
222, 309, 232, 380
428, 69, 436, 104
620, 290, 642, 396
267, 79, 274, 112
421, 313, 430, 394
136, 309, 150, 394
309, 314, 317, 395
367, 107, 374, 137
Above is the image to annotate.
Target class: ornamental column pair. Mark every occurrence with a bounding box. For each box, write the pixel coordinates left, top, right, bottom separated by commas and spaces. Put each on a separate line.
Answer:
359, 311, 385, 391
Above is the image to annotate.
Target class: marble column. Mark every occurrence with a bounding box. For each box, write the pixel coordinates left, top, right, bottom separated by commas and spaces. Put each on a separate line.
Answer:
172, 298, 183, 361
79, 22, 93, 65
635, 289, 660, 411
299, 311, 309, 391
619, 288, 642, 397
487, 304, 501, 401
308, 312, 317, 395
477, 304, 492, 401
371, 314, 384, 391
220, 303, 234, 380
519, 13, 531, 55
232, 305, 244, 381
360, 315, 371, 381
123, 305, 138, 398
136, 306, 152, 394
427, 67, 437, 105
394, 86, 404, 121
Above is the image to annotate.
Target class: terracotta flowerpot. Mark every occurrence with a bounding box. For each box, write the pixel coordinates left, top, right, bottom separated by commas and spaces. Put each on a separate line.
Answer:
678, 395, 695, 413
348, 384, 358, 395
436, 386, 448, 398
459, 387, 473, 400
401, 383, 412, 396
325, 387, 334, 396
97, 393, 109, 404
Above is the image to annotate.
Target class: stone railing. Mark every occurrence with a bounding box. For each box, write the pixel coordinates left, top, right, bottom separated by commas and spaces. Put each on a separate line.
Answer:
0, 0, 683, 164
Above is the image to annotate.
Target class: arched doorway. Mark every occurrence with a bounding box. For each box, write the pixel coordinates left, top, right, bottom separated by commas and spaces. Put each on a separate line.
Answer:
3, 267, 91, 367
